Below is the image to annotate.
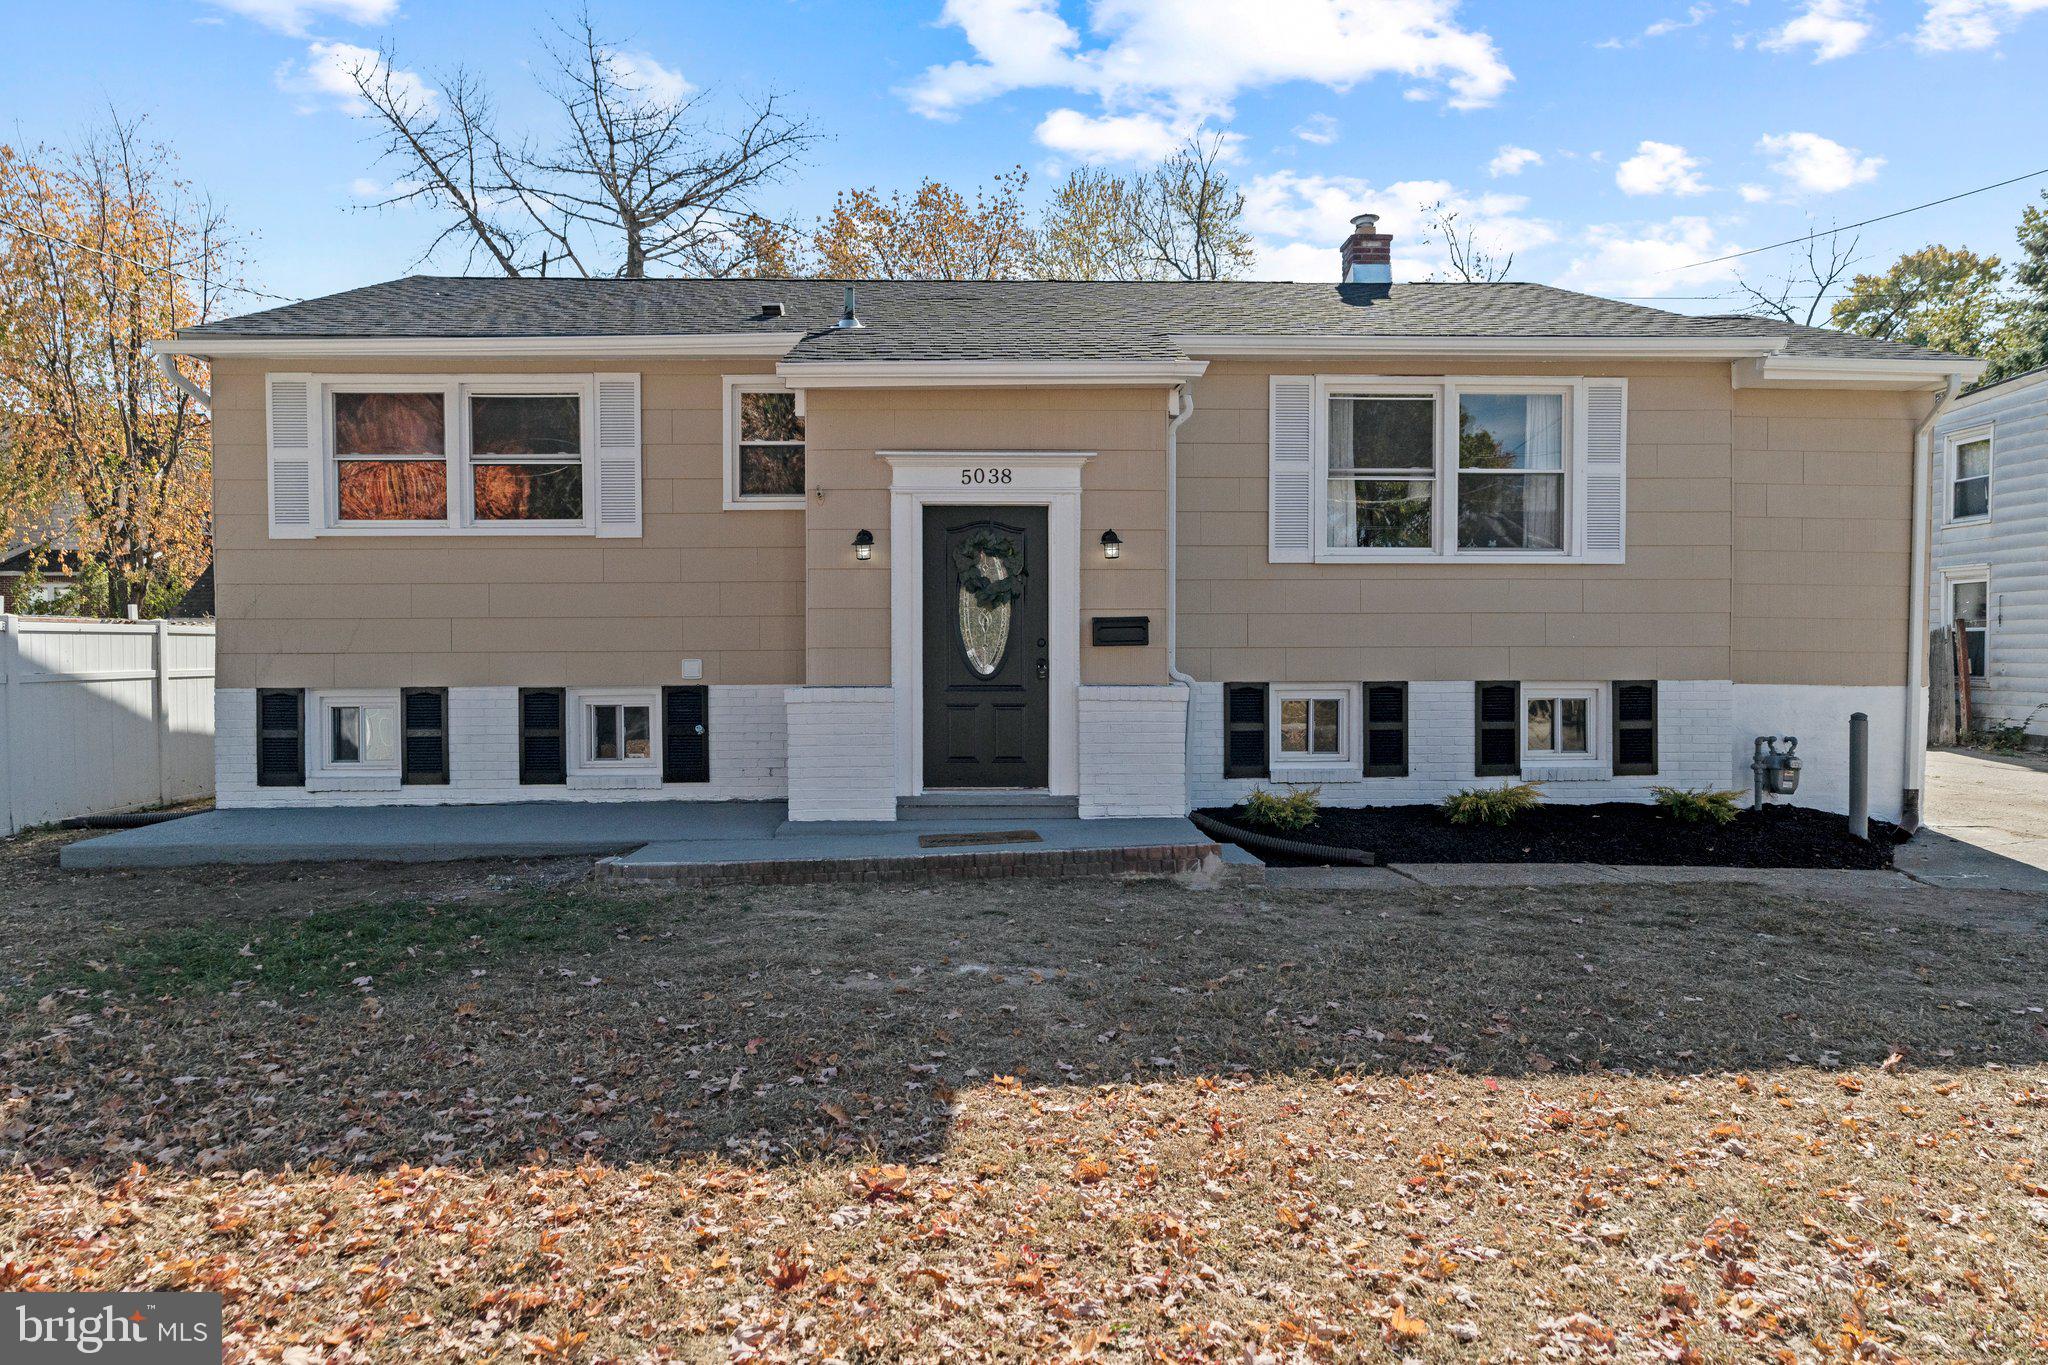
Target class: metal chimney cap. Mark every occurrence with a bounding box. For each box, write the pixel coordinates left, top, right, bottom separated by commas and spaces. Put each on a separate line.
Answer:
1350, 213, 1381, 231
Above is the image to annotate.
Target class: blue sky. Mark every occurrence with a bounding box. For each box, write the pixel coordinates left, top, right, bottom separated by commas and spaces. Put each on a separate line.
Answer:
5, 0, 2046, 316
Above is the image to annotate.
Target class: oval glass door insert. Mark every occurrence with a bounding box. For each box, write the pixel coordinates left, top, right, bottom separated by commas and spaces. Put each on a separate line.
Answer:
959, 549, 1013, 676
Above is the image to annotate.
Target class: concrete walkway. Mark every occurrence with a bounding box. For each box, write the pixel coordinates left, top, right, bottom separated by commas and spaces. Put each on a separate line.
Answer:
1893, 747, 2048, 893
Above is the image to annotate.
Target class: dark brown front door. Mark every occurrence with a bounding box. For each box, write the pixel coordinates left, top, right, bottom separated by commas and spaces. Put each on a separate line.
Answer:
923, 505, 1049, 789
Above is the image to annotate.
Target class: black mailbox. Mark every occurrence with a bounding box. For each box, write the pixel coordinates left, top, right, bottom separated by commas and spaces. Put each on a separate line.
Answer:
1091, 615, 1150, 646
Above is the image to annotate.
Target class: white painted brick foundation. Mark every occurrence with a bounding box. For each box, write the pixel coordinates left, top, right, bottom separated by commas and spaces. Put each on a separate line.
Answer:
783, 686, 897, 822
1730, 684, 1907, 822
216, 686, 787, 808
1077, 685, 1189, 818
1188, 679, 1738, 810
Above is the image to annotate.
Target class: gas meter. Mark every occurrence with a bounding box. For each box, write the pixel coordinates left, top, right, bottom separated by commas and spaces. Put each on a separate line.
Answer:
1750, 736, 1802, 808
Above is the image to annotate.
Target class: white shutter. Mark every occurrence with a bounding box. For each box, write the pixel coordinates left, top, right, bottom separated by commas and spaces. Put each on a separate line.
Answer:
593, 372, 642, 538
1579, 378, 1627, 563
266, 374, 317, 539
1268, 375, 1315, 563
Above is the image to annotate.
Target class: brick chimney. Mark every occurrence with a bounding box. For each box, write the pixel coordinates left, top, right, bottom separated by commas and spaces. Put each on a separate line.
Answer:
1339, 213, 1392, 286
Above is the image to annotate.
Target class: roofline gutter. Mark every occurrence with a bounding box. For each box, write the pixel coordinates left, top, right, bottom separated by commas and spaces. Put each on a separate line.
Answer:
148, 347, 211, 410
151, 332, 808, 359
1902, 371, 1967, 831
1734, 354, 1989, 389
1171, 334, 1790, 360
778, 360, 1210, 388
1942, 362, 2048, 409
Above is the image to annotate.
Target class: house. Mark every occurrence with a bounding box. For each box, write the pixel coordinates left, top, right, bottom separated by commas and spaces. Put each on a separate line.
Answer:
151, 214, 1981, 827
1929, 363, 2048, 742
0, 544, 79, 610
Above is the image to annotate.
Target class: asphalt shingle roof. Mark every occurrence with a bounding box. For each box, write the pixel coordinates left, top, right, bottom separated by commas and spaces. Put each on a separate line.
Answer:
179, 276, 1970, 366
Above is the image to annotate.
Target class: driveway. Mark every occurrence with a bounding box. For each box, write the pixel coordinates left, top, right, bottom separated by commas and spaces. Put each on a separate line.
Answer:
1899, 746, 2048, 891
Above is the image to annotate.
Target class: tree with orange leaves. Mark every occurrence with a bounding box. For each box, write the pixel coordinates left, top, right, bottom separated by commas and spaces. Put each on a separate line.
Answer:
0, 116, 236, 615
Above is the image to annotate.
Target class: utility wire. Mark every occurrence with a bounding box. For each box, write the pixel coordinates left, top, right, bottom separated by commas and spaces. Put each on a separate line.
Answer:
1668, 165, 2048, 272
0, 213, 299, 304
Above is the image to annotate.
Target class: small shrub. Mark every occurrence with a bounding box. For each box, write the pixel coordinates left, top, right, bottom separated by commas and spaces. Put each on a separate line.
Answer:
1440, 782, 1542, 827
1652, 785, 1745, 826
1240, 785, 1322, 832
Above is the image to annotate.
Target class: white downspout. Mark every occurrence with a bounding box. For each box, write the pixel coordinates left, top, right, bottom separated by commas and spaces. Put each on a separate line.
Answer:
1903, 372, 1963, 830
1166, 382, 1197, 806
151, 348, 211, 410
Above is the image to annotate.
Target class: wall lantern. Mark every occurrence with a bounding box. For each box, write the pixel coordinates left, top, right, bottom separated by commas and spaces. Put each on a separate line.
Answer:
853, 529, 875, 561
1100, 529, 1123, 560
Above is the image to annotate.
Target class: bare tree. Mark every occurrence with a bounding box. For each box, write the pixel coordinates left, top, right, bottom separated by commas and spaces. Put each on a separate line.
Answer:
1033, 167, 1149, 280
1736, 228, 1861, 328
1418, 200, 1513, 282
346, 9, 815, 278
1131, 135, 1256, 282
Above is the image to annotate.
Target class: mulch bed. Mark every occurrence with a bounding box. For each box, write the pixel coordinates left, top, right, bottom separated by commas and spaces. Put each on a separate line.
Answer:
1196, 800, 1903, 869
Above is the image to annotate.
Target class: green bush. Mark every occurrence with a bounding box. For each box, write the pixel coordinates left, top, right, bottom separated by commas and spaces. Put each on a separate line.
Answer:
1652, 785, 1745, 826
1440, 782, 1542, 827
1240, 784, 1322, 832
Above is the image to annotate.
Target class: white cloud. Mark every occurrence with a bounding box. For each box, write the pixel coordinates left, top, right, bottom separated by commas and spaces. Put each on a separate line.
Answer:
1598, 3, 1714, 48
1738, 183, 1774, 202
1294, 113, 1340, 145
277, 41, 435, 116
1915, 0, 2048, 50
903, 0, 1514, 145
1243, 170, 1557, 281
202, 0, 397, 36
1488, 144, 1542, 177
1760, 0, 1874, 61
1035, 108, 1189, 162
607, 52, 693, 105
1556, 216, 1741, 297
1756, 130, 1883, 193
1614, 140, 1709, 196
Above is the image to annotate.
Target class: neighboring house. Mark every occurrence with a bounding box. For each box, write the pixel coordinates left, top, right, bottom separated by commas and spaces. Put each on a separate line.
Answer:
0, 544, 78, 610
154, 214, 1980, 825
1930, 364, 2048, 739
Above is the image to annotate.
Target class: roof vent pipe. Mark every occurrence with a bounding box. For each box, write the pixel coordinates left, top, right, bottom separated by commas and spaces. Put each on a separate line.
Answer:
1339, 213, 1393, 286
835, 284, 864, 330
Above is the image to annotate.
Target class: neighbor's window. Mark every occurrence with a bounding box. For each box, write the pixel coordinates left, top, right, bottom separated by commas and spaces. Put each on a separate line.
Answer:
470, 393, 583, 522
1951, 435, 1990, 521
1524, 688, 1596, 761
588, 701, 653, 763
1272, 687, 1353, 766
1952, 577, 1989, 679
731, 384, 805, 502
333, 392, 447, 521
1458, 391, 1566, 551
1325, 394, 1435, 550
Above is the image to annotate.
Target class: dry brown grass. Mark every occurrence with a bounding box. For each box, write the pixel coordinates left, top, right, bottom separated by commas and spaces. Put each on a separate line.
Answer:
3, 829, 2046, 1361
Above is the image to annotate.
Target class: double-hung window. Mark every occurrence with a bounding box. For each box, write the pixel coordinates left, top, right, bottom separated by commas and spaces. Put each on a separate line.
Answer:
1311, 378, 1595, 562
1950, 573, 1989, 679
1949, 429, 1991, 522
725, 378, 806, 507
321, 377, 594, 532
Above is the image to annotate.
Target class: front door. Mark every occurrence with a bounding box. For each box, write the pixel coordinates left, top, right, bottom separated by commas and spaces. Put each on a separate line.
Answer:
923, 505, 1049, 788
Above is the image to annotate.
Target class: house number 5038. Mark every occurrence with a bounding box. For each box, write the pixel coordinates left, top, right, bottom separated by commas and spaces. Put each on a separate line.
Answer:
960, 467, 1013, 485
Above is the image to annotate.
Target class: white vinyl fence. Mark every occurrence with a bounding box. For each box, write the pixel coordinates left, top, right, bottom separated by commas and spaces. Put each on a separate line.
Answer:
0, 614, 215, 834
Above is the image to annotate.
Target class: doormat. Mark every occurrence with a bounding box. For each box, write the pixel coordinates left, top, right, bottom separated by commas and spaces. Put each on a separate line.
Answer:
917, 829, 1044, 848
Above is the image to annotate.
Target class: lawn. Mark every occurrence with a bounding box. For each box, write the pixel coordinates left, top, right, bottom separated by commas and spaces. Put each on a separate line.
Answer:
3, 828, 2046, 1361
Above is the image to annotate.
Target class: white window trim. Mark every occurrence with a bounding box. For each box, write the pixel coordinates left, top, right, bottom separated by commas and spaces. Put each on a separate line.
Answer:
1946, 566, 1991, 679
1944, 424, 1993, 526
723, 375, 806, 510
1520, 682, 1602, 768
569, 687, 661, 774
308, 688, 402, 781
1312, 375, 1584, 565
316, 374, 598, 536
1270, 683, 1361, 771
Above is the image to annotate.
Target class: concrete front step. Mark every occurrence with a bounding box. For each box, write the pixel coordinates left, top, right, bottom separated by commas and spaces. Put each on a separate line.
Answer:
896, 792, 1081, 822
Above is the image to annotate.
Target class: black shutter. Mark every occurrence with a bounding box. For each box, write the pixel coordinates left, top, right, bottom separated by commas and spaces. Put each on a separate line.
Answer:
1363, 682, 1408, 777
662, 685, 710, 783
1223, 683, 1269, 779
401, 687, 449, 785
518, 687, 567, 785
1475, 681, 1521, 777
255, 688, 304, 787
1612, 681, 1658, 776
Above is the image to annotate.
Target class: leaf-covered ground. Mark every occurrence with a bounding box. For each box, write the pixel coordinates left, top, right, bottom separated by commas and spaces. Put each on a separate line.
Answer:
3, 829, 2046, 1361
